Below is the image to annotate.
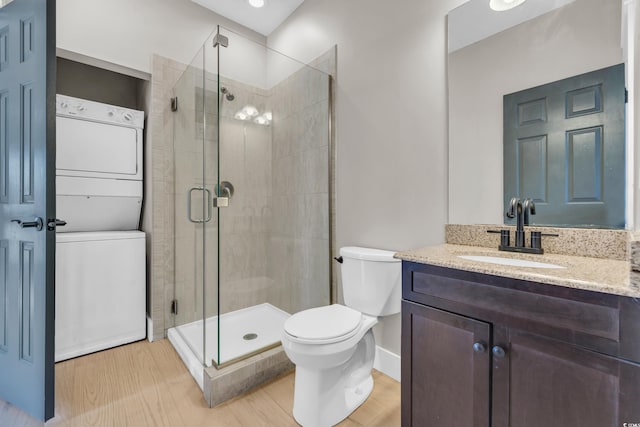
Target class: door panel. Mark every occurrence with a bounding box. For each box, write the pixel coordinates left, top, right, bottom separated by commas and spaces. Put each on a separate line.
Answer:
0, 0, 55, 421
0, 239, 6, 351
401, 301, 491, 427
504, 64, 625, 228
492, 329, 640, 427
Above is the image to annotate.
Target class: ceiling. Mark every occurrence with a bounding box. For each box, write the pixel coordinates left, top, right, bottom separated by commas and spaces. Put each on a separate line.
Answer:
191, 0, 305, 36
448, 0, 576, 53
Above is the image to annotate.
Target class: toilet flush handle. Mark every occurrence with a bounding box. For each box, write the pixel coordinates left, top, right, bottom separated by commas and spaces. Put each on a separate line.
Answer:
334, 256, 343, 264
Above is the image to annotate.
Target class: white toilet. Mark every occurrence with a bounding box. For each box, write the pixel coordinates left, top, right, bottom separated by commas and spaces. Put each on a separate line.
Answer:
281, 246, 401, 427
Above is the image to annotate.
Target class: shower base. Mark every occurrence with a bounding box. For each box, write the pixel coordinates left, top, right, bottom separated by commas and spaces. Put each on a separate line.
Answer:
168, 303, 290, 389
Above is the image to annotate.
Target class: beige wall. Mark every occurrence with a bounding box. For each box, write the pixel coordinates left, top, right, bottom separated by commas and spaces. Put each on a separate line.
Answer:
635, 1, 640, 231
267, 0, 466, 355
448, 0, 623, 225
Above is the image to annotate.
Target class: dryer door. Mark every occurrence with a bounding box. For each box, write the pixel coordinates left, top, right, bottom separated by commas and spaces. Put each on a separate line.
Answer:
56, 116, 142, 180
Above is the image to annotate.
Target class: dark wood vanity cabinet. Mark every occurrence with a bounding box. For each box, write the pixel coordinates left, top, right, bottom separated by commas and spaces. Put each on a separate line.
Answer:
401, 261, 640, 427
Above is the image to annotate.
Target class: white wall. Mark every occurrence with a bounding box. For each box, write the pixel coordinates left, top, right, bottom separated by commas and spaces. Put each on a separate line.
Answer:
267, 0, 467, 355
448, 0, 623, 225
57, 0, 266, 77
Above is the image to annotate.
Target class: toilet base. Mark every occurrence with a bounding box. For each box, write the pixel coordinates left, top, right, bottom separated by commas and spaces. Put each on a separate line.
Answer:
292, 373, 374, 427
290, 329, 376, 427
343, 374, 374, 418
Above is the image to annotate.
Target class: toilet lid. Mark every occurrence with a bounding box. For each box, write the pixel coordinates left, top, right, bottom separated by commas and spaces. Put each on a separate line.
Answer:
284, 304, 362, 341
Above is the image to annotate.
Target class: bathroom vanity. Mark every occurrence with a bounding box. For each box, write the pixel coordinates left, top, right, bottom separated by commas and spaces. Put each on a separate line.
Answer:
397, 234, 640, 427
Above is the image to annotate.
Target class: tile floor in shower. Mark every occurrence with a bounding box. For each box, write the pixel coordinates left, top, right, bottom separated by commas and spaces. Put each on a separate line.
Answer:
169, 303, 290, 370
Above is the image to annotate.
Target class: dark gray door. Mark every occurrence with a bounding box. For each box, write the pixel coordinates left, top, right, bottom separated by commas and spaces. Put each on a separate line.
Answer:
0, 0, 56, 421
504, 64, 625, 228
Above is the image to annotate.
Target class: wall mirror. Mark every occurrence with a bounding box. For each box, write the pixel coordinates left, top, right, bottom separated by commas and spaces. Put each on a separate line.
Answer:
447, 0, 631, 229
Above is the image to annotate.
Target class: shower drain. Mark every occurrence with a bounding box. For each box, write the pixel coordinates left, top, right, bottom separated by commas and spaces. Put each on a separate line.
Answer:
243, 333, 258, 341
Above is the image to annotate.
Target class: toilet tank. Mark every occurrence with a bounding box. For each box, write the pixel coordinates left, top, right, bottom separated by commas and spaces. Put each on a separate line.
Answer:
340, 246, 401, 317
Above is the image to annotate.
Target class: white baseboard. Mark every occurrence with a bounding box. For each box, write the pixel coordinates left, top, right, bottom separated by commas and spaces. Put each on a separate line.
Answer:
373, 346, 401, 382
147, 316, 154, 342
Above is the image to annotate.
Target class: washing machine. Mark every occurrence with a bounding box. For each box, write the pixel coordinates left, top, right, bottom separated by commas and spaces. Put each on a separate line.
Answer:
55, 231, 146, 362
54, 95, 146, 362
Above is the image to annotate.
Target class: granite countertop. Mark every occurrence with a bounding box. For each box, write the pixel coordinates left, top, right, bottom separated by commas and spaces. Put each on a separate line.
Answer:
395, 244, 639, 298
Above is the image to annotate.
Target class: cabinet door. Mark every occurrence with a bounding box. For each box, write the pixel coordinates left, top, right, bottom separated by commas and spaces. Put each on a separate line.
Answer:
492, 328, 640, 427
402, 301, 491, 427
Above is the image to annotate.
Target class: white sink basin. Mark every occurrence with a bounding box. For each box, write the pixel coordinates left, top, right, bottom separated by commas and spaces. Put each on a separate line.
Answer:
457, 255, 565, 269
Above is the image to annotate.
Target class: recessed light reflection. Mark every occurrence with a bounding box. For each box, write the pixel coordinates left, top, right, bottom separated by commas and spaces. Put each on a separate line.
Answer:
234, 111, 249, 121
234, 107, 270, 125
254, 115, 270, 126
242, 105, 259, 117
489, 0, 526, 11
248, 0, 265, 8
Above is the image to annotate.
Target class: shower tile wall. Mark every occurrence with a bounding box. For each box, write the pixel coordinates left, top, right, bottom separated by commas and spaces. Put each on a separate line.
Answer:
207, 77, 273, 317
174, 62, 207, 327
145, 49, 336, 340
196, 64, 332, 318
308, 47, 337, 306
268, 66, 331, 314
144, 54, 188, 340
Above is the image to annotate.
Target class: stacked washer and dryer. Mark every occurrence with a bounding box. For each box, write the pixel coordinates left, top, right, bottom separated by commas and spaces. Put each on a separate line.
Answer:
54, 94, 146, 362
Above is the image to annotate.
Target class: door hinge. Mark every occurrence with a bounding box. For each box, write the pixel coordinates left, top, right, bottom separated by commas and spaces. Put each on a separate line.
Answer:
213, 33, 228, 48
171, 97, 178, 112
171, 299, 178, 315
625, 88, 628, 104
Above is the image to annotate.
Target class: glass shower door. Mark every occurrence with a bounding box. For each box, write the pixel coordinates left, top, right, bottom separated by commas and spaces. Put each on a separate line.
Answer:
172, 45, 217, 368
172, 25, 331, 370
209, 27, 332, 367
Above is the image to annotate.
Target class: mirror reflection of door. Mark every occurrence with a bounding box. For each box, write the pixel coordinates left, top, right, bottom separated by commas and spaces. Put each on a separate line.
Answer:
0, 0, 56, 421
503, 63, 625, 228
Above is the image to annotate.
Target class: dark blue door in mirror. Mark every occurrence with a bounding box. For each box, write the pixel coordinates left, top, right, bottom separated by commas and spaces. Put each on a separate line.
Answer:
0, 0, 56, 421
503, 63, 625, 228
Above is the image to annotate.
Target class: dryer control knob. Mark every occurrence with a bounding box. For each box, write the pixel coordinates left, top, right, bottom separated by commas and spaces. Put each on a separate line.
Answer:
76, 104, 85, 112
122, 112, 133, 122
60, 102, 68, 109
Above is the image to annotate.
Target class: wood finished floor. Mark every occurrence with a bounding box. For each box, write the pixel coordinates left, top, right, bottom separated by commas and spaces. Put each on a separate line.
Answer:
0, 339, 400, 427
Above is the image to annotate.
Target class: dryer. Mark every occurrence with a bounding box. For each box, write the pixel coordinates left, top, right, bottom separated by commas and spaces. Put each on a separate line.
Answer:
56, 94, 144, 232
55, 95, 146, 362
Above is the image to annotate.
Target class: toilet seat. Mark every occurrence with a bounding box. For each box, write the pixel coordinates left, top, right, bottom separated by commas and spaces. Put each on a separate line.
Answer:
284, 304, 362, 345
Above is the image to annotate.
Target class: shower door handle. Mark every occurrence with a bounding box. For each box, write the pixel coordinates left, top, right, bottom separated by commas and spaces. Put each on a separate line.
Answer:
187, 186, 212, 223
203, 188, 212, 221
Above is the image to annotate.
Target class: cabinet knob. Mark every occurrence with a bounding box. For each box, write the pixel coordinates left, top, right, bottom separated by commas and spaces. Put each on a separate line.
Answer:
492, 345, 507, 358
473, 342, 487, 353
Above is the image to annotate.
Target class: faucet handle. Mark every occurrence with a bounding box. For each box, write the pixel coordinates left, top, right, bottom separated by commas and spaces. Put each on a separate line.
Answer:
530, 231, 558, 250
530, 231, 542, 250
488, 229, 511, 247
524, 198, 536, 215
506, 197, 519, 219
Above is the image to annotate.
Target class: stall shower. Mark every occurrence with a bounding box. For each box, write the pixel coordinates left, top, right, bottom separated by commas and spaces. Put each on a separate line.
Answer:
166, 26, 333, 394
